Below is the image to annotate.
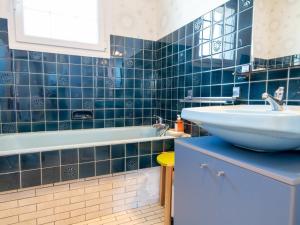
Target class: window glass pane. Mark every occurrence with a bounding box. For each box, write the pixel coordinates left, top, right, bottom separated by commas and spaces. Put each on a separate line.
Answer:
22, 0, 99, 44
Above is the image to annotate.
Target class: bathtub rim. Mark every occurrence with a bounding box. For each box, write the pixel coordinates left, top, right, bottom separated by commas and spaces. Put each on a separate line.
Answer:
0, 126, 158, 138
0, 126, 175, 156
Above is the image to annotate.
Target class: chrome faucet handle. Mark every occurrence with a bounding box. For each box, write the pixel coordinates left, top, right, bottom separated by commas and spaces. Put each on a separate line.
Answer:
262, 87, 285, 111
274, 87, 284, 101
153, 115, 163, 124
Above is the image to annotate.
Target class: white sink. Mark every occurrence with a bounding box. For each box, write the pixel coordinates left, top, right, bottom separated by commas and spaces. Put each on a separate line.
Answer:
181, 105, 300, 152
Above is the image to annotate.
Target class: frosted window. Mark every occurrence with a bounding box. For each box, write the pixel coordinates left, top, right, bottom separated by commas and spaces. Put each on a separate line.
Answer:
22, 0, 99, 44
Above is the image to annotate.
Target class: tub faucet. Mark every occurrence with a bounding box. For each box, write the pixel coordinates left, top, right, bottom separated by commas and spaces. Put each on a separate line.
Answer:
153, 115, 167, 129
153, 115, 169, 136
262, 87, 285, 111
153, 115, 166, 129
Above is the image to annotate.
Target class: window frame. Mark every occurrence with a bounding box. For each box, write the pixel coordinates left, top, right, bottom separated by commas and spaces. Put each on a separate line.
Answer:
13, 0, 107, 51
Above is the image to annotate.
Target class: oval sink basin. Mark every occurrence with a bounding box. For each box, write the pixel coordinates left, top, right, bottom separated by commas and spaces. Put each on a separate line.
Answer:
181, 105, 300, 152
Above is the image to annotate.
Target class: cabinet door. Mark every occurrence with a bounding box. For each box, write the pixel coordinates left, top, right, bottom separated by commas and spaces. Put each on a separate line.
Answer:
213, 158, 292, 225
174, 144, 218, 225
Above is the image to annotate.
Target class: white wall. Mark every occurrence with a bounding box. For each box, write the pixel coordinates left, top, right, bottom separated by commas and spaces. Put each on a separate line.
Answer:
0, 0, 9, 18
253, 0, 300, 59
156, 0, 229, 39
110, 0, 158, 40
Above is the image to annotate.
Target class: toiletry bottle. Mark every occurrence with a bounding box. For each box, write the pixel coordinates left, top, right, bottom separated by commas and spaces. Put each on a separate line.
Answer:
176, 114, 184, 132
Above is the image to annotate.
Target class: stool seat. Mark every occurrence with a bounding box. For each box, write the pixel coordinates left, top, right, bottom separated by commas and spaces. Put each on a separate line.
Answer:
157, 151, 175, 167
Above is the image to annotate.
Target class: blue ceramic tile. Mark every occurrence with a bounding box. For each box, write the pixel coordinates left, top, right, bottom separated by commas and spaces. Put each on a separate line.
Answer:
43, 53, 56, 62
211, 70, 222, 85
288, 79, 300, 100
139, 155, 151, 169
1, 111, 16, 123
238, 27, 252, 48
126, 143, 138, 157
29, 61, 43, 73
70, 55, 81, 64
268, 69, 288, 80
42, 151, 60, 168
0, 172, 20, 191
111, 144, 125, 159
139, 142, 151, 155
42, 167, 60, 184
13, 50, 28, 60
126, 157, 138, 171
225, 0, 238, 18
21, 169, 41, 188
17, 123, 31, 133
79, 162, 95, 178
17, 111, 31, 122
45, 75, 57, 86
57, 54, 69, 63
0, 155, 19, 173
250, 71, 267, 81
2, 123, 16, 133
250, 82, 266, 100
0, 72, 15, 85
238, 8, 253, 30
61, 149, 78, 165
0, 19, 8, 32
79, 147, 95, 163
29, 51, 42, 61
111, 159, 125, 173
290, 68, 300, 78
164, 139, 174, 151
32, 122, 45, 132
96, 146, 110, 161
236, 46, 251, 65
239, 0, 253, 12
15, 85, 28, 98
0, 32, 8, 45
31, 111, 45, 122
13, 60, 28, 72
21, 153, 40, 170
96, 160, 110, 176
61, 164, 78, 181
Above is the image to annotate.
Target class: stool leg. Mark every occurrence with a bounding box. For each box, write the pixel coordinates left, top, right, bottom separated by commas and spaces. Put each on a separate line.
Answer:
164, 166, 173, 225
160, 166, 166, 206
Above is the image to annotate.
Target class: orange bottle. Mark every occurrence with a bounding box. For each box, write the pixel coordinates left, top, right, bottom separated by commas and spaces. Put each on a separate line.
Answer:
175, 115, 184, 132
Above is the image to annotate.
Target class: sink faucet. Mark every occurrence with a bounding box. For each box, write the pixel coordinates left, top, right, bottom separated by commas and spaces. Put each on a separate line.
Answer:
262, 87, 285, 111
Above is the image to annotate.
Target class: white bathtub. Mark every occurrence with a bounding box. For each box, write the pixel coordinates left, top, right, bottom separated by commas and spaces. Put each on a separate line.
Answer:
0, 126, 174, 155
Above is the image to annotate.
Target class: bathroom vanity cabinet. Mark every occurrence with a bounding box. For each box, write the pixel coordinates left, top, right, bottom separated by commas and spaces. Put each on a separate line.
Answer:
174, 137, 300, 225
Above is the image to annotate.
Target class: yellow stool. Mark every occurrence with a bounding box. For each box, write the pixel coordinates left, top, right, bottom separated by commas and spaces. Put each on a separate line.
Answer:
157, 151, 175, 225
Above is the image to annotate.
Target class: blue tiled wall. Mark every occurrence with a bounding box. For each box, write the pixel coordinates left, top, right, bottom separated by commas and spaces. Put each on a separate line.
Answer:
155, 0, 254, 134
155, 0, 300, 135
1, 0, 300, 135
0, 19, 157, 133
0, 138, 174, 191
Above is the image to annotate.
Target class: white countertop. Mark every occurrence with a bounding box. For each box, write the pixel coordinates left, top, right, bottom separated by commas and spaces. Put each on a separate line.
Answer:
176, 136, 300, 186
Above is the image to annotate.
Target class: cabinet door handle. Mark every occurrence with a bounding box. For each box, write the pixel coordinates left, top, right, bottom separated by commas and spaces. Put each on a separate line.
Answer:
217, 171, 225, 177
200, 163, 208, 169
